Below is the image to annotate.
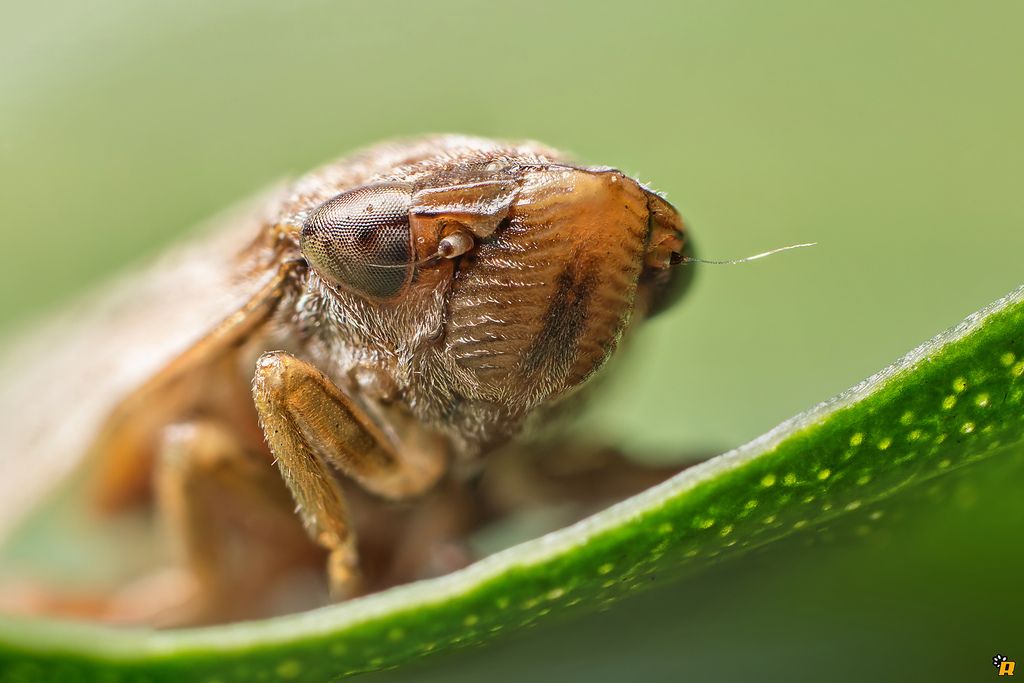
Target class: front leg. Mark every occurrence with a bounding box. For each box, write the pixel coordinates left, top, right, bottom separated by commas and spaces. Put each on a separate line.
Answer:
252, 351, 446, 597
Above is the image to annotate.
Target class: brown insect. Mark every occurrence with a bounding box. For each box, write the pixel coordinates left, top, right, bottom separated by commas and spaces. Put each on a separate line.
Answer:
0, 136, 689, 625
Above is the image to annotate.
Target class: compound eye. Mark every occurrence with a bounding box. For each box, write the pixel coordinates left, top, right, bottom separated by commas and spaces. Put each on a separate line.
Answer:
300, 182, 414, 299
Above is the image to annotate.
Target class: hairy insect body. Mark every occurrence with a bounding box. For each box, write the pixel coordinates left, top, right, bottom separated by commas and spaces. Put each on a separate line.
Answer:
0, 136, 688, 624
247, 139, 683, 458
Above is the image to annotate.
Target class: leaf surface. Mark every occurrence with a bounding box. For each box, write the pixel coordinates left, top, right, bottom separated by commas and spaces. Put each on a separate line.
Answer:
1, 285, 1022, 682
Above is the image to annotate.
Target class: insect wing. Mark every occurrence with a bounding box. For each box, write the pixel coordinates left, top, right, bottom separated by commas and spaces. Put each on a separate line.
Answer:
0, 191, 283, 540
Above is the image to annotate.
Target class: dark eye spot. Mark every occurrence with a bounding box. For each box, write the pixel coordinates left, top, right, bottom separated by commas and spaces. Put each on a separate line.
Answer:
300, 183, 414, 298
645, 236, 695, 318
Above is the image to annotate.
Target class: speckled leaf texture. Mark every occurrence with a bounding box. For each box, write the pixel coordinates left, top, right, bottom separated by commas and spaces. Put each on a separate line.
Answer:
1, 285, 1022, 682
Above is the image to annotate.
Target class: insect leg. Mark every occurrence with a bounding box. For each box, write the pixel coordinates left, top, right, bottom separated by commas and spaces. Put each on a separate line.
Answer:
252, 351, 446, 597
0, 419, 319, 626
149, 419, 320, 624
92, 261, 302, 512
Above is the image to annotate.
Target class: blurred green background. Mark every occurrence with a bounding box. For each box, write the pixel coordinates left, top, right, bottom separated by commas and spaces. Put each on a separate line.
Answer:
1, 1, 1021, 680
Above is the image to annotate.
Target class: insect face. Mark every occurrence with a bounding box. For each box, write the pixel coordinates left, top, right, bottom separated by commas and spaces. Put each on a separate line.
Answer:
294, 151, 688, 446
438, 167, 683, 405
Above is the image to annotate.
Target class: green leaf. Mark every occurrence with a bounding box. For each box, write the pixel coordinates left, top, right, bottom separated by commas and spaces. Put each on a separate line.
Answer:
1, 284, 1022, 682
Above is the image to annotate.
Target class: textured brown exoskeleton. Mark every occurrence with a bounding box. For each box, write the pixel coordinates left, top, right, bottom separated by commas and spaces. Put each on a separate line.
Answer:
0, 136, 690, 625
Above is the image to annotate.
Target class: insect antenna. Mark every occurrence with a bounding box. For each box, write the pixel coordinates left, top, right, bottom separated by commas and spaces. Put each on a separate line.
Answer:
678, 242, 816, 266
